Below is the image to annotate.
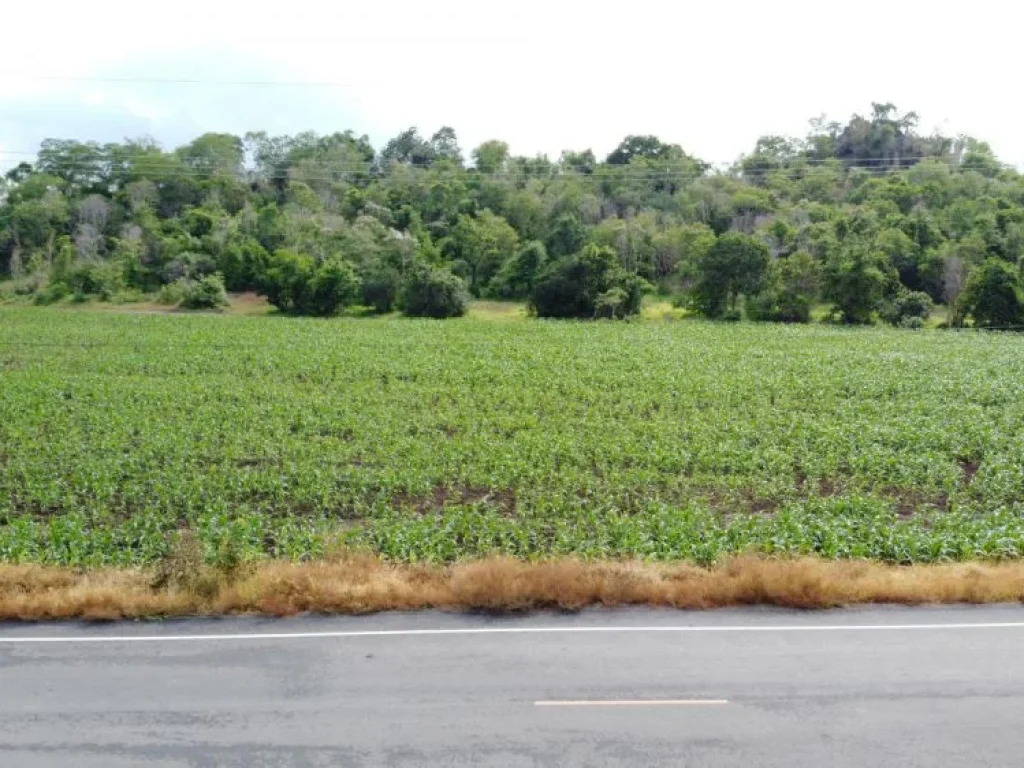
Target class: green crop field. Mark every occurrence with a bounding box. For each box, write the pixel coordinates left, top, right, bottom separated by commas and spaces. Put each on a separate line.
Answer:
2, 306, 1024, 568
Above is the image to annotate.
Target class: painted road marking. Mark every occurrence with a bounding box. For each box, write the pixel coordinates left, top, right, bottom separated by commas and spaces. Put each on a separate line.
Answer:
2, 621, 1024, 643
535, 699, 729, 707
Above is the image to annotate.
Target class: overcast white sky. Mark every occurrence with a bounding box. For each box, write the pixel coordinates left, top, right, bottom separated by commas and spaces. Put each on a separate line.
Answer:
1, 0, 1021, 170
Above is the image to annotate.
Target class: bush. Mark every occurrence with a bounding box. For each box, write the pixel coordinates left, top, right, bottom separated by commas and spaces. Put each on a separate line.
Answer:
823, 247, 890, 324
881, 290, 933, 326
257, 250, 362, 316
959, 258, 1024, 329
33, 280, 71, 305
692, 232, 771, 318
530, 244, 648, 319
360, 267, 402, 313
181, 273, 230, 310
303, 258, 361, 316
399, 265, 469, 318
746, 251, 821, 324
156, 278, 190, 306
66, 261, 126, 301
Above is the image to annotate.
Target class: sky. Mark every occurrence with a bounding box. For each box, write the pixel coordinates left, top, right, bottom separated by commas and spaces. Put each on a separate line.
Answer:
2, 0, 1022, 171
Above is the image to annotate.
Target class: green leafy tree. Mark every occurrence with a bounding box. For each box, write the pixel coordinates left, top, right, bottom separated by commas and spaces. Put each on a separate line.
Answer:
472, 141, 509, 173
304, 258, 362, 316
747, 250, 821, 323
824, 247, 890, 323
446, 210, 519, 296
530, 244, 648, 319
692, 232, 771, 317
487, 240, 548, 299
181, 273, 230, 310
400, 264, 469, 318
959, 259, 1024, 328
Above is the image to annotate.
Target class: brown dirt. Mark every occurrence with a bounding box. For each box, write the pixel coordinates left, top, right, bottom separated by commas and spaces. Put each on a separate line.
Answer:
392, 485, 517, 516
959, 458, 981, 485
2, 556, 1024, 622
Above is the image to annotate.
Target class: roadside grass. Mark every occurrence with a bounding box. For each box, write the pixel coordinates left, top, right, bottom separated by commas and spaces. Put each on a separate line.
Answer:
3, 555, 1024, 621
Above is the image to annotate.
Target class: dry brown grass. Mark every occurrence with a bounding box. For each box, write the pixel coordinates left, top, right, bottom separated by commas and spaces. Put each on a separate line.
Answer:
3, 556, 1024, 621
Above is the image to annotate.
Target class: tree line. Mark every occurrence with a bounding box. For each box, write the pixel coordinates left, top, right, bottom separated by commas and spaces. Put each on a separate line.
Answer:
2, 102, 1023, 326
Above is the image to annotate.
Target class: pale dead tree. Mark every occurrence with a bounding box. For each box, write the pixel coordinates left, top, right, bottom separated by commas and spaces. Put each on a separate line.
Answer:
238, 202, 258, 235
9, 247, 24, 278
78, 195, 110, 230
120, 223, 143, 241
126, 180, 158, 213
74, 223, 102, 261
943, 255, 967, 326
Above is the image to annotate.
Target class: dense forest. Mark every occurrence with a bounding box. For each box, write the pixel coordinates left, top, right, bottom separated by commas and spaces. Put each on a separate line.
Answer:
2, 102, 1024, 326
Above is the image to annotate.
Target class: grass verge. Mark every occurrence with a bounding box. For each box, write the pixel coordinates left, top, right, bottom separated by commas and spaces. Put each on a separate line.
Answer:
3, 556, 1024, 621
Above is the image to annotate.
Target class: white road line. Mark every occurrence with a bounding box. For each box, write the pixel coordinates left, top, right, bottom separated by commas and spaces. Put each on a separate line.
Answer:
1, 621, 1024, 643
535, 699, 729, 707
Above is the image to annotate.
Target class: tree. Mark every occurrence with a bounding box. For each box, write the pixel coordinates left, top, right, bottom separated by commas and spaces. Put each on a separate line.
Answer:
472, 141, 509, 174
747, 250, 821, 323
429, 127, 463, 166
400, 264, 469, 318
488, 241, 547, 299
181, 273, 230, 310
692, 232, 771, 317
379, 128, 435, 169
823, 247, 889, 323
606, 135, 677, 165
881, 290, 933, 327
530, 244, 648, 319
176, 133, 244, 176
959, 259, 1024, 328
446, 210, 519, 296
304, 258, 362, 316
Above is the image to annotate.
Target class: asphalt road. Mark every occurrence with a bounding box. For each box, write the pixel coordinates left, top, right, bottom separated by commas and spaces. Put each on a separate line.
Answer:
2, 605, 1024, 767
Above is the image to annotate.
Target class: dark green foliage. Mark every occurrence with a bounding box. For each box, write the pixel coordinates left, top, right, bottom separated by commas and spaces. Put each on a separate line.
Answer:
181, 273, 230, 310
881, 290, 934, 327
219, 238, 270, 292
399, 264, 469, 318
487, 240, 547, 299
258, 250, 361, 316
304, 258, 362, 316
66, 261, 126, 301
746, 251, 821, 323
360, 267, 402, 313
959, 259, 1024, 328
530, 244, 647, 319
3, 106, 1024, 326
693, 232, 771, 317
824, 247, 890, 324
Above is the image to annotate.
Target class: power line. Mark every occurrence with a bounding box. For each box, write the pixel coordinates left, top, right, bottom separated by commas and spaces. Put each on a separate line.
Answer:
0, 147, 1002, 168
0, 159, 1010, 183
22, 75, 360, 88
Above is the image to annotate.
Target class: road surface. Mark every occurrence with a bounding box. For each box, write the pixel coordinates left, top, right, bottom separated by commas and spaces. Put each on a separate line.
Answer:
2, 605, 1024, 767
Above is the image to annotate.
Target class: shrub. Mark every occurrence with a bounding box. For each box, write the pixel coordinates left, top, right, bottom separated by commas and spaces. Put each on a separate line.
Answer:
692, 232, 770, 318
823, 247, 890, 324
33, 280, 71, 305
530, 244, 647, 319
66, 261, 126, 301
400, 265, 470, 318
156, 278, 191, 306
881, 290, 933, 327
181, 273, 230, 310
256, 250, 361, 316
257, 250, 314, 313
959, 258, 1024, 329
487, 241, 547, 299
303, 258, 361, 316
360, 266, 402, 313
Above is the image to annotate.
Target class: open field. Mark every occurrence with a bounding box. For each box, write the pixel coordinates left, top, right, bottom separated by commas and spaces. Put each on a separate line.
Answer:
3, 307, 1024, 578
